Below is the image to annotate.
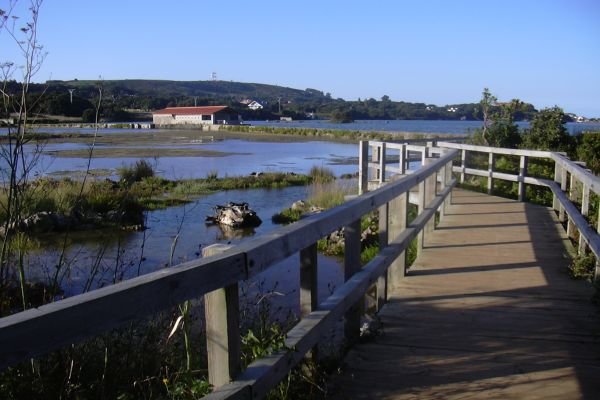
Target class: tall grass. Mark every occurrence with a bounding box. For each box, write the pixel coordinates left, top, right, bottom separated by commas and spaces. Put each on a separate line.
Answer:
308, 166, 335, 184
118, 159, 155, 185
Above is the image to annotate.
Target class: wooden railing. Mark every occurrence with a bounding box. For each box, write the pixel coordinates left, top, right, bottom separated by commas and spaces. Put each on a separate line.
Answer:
436, 141, 600, 283
0, 143, 457, 399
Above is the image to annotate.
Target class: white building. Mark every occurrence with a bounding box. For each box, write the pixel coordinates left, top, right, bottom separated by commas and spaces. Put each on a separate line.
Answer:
152, 106, 240, 126
247, 101, 264, 110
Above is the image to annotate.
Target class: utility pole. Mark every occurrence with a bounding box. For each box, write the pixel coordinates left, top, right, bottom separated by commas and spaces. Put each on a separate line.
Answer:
194, 96, 198, 106
277, 97, 282, 114
68, 89, 75, 104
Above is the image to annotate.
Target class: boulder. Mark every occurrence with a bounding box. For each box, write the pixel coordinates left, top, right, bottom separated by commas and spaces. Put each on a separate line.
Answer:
206, 202, 262, 228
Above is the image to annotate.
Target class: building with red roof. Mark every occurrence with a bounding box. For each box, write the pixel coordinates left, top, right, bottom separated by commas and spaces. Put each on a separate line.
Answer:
152, 106, 240, 126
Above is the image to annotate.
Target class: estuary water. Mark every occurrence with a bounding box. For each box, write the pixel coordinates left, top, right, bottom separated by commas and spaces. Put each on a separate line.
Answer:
5, 118, 599, 317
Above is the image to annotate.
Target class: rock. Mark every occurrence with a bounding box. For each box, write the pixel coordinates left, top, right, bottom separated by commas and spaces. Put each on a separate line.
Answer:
206, 202, 262, 228
291, 200, 306, 211
309, 205, 324, 213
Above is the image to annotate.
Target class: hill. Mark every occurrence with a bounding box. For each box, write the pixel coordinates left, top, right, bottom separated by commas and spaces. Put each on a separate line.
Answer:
9, 79, 541, 123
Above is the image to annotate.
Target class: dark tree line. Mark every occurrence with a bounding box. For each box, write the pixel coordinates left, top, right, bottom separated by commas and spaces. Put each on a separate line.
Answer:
2, 79, 546, 123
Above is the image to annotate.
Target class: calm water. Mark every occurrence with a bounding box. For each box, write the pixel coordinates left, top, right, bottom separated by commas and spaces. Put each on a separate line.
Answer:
22, 139, 358, 180
5, 118, 599, 316
30, 185, 345, 315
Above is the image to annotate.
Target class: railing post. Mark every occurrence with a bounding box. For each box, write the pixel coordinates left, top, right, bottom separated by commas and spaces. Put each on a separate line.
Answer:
424, 158, 436, 236
577, 185, 591, 254
300, 243, 319, 361
300, 243, 318, 316
446, 159, 454, 206
203, 244, 241, 388
559, 167, 568, 222
378, 142, 386, 184
377, 203, 389, 309
388, 191, 408, 285
372, 143, 381, 182
518, 155, 528, 202
439, 163, 447, 221
487, 152, 495, 195
460, 149, 466, 184
596, 208, 600, 285
358, 140, 369, 195
567, 175, 579, 239
417, 154, 431, 251
553, 161, 561, 212
399, 143, 407, 175
344, 219, 362, 344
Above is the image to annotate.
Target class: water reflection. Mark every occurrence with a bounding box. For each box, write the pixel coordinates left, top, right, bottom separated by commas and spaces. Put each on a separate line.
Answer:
26, 186, 346, 316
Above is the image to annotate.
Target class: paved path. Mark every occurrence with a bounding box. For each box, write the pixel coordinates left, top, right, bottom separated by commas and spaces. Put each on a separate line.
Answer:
331, 189, 600, 400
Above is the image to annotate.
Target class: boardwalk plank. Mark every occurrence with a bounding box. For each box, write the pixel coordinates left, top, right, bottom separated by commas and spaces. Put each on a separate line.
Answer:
329, 189, 600, 400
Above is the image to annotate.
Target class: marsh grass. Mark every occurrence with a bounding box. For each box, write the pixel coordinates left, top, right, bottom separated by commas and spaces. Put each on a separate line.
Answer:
308, 180, 354, 210
118, 159, 155, 185
0, 172, 314, 229
221, 125, 446, 143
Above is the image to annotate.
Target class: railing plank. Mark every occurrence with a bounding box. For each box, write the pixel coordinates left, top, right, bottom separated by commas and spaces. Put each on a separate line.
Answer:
0, 250, 246, 369
204, 181, 456, 400
549, 182, 600, 263
239, 150, 459, 278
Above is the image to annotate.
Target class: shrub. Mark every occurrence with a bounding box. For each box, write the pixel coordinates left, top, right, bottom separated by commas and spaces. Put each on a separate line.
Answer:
118, 159, 155, 185
570, 254, 596, 280
309, 166, 335, 184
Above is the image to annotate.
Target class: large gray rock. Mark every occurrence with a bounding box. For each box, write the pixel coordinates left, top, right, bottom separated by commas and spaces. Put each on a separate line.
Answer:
205, 202, 262, 228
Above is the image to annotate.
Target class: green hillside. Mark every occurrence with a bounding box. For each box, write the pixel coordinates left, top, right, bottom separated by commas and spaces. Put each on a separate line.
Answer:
6, 79, 541, 123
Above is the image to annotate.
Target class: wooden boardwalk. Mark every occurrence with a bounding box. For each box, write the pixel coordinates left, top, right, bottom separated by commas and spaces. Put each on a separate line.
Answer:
330, 189, 600, 400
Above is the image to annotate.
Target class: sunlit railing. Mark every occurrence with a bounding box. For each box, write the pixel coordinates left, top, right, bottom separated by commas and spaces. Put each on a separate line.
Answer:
0, 143, 457, 399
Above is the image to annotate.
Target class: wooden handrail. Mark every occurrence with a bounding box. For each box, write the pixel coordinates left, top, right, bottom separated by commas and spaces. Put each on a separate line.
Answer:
433, 141, 600, 284
0, 143, 458, 400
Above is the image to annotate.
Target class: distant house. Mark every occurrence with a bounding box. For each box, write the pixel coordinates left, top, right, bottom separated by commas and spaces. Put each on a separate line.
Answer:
247, 101, 264, 110
152, 106, 240, 126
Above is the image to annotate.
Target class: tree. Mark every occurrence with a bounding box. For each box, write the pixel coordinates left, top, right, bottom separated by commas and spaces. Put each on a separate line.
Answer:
487, 99, 522, 148
477, 88, 497, 145
470, 90, 521, 148
576, 132, 600, 174
0, 0, 47, 294
521, 106, 572, 152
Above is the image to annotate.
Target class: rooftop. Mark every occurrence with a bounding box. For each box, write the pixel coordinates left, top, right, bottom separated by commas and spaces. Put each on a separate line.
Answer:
153, 106, 230, 115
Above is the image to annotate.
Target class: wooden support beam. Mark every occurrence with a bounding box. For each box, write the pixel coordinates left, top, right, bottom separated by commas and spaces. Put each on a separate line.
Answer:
399, 143, 407, 175
203, 244, 241, 388
300, 244, 318, 317
581, 184, 590, 217
559, 167, 568, 222
487, 152, 495, 195
424, 160, 436, 236
460, 149, 466, 184
518, 155, 528, 202
388, 192, 408, 286
553, 162, 561, 211
376, 203, 389, 310
596, 203, 600, 285
344, 219, 362, 345
439, 164, 447, 220
358, 140, 369, 195
378, 142, 386, 184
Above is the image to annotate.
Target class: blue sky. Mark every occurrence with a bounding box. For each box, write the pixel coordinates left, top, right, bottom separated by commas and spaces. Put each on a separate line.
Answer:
2, 0, 599, 116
